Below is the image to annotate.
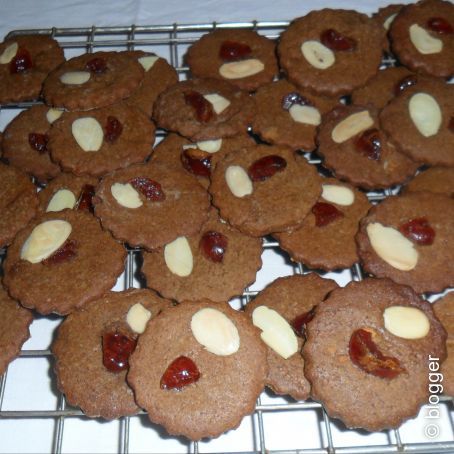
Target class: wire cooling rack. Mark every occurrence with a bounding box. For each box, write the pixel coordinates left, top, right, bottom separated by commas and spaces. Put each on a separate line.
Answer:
0, 22, 453, 454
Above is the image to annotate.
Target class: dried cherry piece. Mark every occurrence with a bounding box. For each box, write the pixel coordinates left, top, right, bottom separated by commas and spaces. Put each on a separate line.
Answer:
320, 29, 356, 51
104, 116, 123, 143
184, 90, 214, 123
42, 239, 78, 266
399, 217, 435, 245
427, 17, 453, 34
181, 148, 212, 177
200, 231, 228, 263
85, 57, 107, 73
160, 355, 201, 390
130, 177, 165, 202
248, 155, 287, 182
282, 92, 313, 111
76, 184, 96, 213
354, 128, 381, 161
291, 307, 316, 338
102, 331, 137, 373
219, 40, 252, 61
311, 202, 344, 227
9, 48, 33, 74
28, 133, 49, 154
349, 328, 405, 379
394, 75, 418, 96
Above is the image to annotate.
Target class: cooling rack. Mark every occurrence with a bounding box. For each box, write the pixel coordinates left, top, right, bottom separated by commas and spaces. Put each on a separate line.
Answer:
0, 22, 453, 454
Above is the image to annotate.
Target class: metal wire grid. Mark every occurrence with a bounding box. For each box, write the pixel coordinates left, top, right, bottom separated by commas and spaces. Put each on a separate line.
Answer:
0, 21, 453, 454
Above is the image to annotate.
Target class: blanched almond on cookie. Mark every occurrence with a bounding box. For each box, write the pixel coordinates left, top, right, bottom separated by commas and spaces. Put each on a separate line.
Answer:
138, 55, 159, 71
409, 24, 443, 55
111, 182, 143, 209
321, 184, 355, 206
126, 303, 152, 334
289, 104, 321, 125
203, 94, 231, 114
219, 59, 265, 79
46, 189, 77, 212
71, 117, 104, 152
409, 93, 442, 137
0, 42, 18, 64
301, 41, 335, 69
164, 236, 193, 277
383, 305, 430, 339
331, 111, 374, 143
60, 71, 91, 85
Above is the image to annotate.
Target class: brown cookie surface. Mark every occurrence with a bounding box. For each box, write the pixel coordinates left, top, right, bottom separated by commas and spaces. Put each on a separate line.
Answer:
372, 4, 406, 53
403, 166, 454, 197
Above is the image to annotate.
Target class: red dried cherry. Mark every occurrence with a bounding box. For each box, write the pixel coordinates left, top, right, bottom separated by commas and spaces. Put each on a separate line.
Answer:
28, 133, 49, 154
399, 217, 435, 245
184, 90, 214, 123
76, 184, 96, 213
160, 355, 201, 390
102, 331, 137, 373
311, 202, 344, 227
200, 231, 228, 263
130, 177, 165, 202
42, 239, 78, 266
320, 29, 356, 51
282, 92, 313, 111
104, 116, 123, 143
291, 307, 316, 338
219, 40, 252, 61
394, 75, 418, 96
248, 155, 287, 182
427, 17, 453, 34
349, 328, 405, 379
85, 57, 107, 73
9, 48, 33, 74
354, 128, 381, 161
181, 148, 212, 177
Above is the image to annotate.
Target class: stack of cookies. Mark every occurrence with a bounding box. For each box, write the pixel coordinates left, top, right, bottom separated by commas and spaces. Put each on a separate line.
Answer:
0, 0, 453, 442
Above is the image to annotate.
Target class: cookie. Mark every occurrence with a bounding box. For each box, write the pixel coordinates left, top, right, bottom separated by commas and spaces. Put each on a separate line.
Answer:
317, 104, 419, 190
186, 28, 278, 92
209, 144, 321, 237
379, 77, 454, 167
304, 278, 447, 431
274, 178, 371, 271
244, 274, 338, 400
251, 79, 339, 151
2, 105, 62, 183
372, 4, 406, 53
278, 9, 384, 96
124, 51, 178, 118
0, 162, 38, 248
389, 0, 454, 78
48, 103, 155, 177
0, 35, 64, 103
3, 209, 126, 315
52, 288, 172, 419
403, 166, 454, 197
42, 51, 144, 111
432, 292, 454, 397
93, 161, 210, 250
153, 78, 256, 141
356, 191, 454, 294
0, 284, 33, 376
142, 208, 263, 303
128, 300, 267, 440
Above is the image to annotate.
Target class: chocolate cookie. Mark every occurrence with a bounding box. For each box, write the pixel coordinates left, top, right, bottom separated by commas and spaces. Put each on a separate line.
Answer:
304, 278, 447, 431
128, 301, 267, 440
93, 161, 210, 250
142, 208, 263, 303
0, 162, 38, 248
389, 0, 454, 78
153, 78, 255, 141
403, 166, 454, 197
274, 178, 371, 271
3, 209, 126, 315
0, 285, 33, 376
209, 144, 321, 237
379, 78, 454, 167
244, 274, 338, 400
48, 103, 155, 177
52, 288, 172, 419
0, 34, 64, 103
2, 105, 62, 183
186, 28, 278, 92
252, 79, 339, 151
317, 104, 419, 190
432, 292, 454, 396
356, 191, 454, 294
372, 4, 406, 53
278, 9, 384, 96
43, 51, 144, 111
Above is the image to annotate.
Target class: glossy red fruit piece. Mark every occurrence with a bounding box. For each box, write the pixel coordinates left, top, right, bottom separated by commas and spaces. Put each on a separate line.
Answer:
9, 48, 33, 74
85, 57, 107, 73
427, 17, 453, 34
104, 116, 123, 143
281, 92, 313, 111
320, 29, 356, 51
349, 328, 405, 379
130, 177, 165, 202
184, 90, 214, 123
200, 231, 228, 263
311, 202, 344, 227
399, 217, 435, 245
102, 331, 137, 373
28, 133, 49, 154
181, 149, 212, 177
394, 75, 418, 95
160, 355, 201, 390
76, 184, 96, 213
354, 128, 381, 161
248, 155, 287, 181
42, 239, 78, 266
291, 307, 316, 337
219, 40, 252, 61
